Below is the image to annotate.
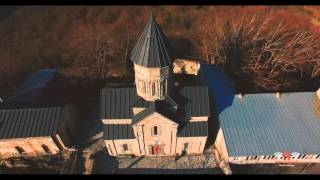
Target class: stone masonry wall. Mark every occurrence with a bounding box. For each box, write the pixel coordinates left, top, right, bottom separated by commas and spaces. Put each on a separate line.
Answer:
0, 137, 60, 159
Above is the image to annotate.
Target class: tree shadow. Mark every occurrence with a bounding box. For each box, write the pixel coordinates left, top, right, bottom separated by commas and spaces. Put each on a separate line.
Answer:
169, 37, 196, 59
198, 63, 235, 149
91, 150, 119, 174
199, 63, 236, 115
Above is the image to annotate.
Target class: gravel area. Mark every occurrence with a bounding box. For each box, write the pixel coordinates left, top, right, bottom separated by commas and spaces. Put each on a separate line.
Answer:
117, 153, 217, 169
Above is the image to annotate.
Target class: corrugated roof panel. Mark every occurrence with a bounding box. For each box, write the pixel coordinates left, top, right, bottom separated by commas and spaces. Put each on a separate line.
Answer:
38, 108, 53, 136
0, 111, 11, 138
47, 107, 57, 135
123, 124, 128, 139
23, 109, 32, 137
179, 86, 210, 117
100, 87, 138, 120
220, 92, 320, 156
104, 124, 135, 140
5, 110, 17, 138
100, 89, 106, 119
0, 107, 63, 139
47, 108, 56, 136
5, 110, 18, 138
177, 122, 208, 137
29, 109, 40, 137
19, 109, 30, 138
34, 107, 44, 137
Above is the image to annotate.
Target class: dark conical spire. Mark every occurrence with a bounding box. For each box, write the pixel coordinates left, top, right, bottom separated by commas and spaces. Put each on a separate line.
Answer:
130, 13, 172, 68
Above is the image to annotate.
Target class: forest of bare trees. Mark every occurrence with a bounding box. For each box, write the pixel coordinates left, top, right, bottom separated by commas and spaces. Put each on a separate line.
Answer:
0, 6, 319, 96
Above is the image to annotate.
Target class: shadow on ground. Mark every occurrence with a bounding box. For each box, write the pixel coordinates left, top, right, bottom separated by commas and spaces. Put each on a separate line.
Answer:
199, 64, 235, 115
116, 168, 224, 174
91, 150, 119, 174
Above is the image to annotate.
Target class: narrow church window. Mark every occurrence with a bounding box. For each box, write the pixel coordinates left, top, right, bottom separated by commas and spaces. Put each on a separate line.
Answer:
15, 146, 25, 154
42, 144, 51, 153
123, 144, 128, 152
152, 126, 159, 136
152, 83, 155, 96
143, 81, 146, 94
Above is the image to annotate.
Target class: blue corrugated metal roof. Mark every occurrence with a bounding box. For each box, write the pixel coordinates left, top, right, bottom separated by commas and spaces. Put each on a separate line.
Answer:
219, 92, 320, 156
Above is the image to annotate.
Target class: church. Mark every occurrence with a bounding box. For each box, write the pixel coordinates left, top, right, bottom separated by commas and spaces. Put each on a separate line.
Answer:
100, 14, 210, 156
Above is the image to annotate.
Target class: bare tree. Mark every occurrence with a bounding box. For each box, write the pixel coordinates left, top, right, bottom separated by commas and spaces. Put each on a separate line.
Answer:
69, 22, 115, 80
197, 12, 320, 91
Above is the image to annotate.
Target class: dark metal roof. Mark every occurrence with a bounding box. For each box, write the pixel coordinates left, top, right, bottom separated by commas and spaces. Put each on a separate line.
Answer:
130, 14, 172, 68
131, 99, 178, 125
0, 107, 62, 139
179, 86, 210, 117
104, 124, 135, 140
101, 85, 211, 140
100, 87, 136, 119
219, 92, 320, 156
131, 95, 151, 108
100, 85, 210, 121
177, 121, 208, 137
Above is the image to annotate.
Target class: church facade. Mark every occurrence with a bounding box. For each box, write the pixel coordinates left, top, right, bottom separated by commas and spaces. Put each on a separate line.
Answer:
100, 14, 210, 156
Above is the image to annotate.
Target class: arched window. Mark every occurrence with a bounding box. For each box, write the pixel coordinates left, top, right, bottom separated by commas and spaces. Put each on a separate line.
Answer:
152, 83, 155, 96
42, 144, 51, 153
143, 81, 146, 94
123, 144, 128, 152
15, 146, 25, 154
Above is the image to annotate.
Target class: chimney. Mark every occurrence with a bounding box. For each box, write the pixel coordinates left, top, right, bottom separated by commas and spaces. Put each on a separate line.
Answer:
276, 92, 281, 99
317, 88, 320, 100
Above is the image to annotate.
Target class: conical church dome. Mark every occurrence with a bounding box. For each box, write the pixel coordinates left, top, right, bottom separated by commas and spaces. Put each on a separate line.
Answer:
130, 14, 172, 68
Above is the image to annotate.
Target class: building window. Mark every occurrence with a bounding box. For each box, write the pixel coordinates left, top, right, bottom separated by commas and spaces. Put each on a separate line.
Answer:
152, 83, 155, 96
143, 81, 146, 94
42, 144, 51, 153
123, 144, 128, 152
152, 126, 159, 136
15, 146, 25, 154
